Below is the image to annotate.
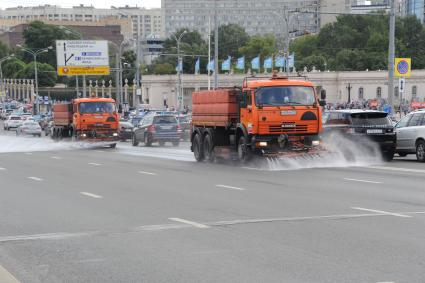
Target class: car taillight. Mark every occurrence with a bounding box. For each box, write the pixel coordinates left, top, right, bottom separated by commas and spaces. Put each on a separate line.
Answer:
177, 124, 182, 132
148, 125, 156, 132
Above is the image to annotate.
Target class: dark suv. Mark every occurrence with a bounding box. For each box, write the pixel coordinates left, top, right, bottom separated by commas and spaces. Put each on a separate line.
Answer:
132, 114, 181, 147
322, 110, 396, 161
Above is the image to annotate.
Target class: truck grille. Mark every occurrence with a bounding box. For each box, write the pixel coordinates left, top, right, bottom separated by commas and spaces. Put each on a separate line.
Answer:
269, 124, 308, 133
87, 124, 111, 129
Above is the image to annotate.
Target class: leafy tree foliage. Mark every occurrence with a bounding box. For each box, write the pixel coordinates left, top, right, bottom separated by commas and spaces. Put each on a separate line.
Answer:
19, 62, 57, 87
1, 58, 26, 78
291, 14, 425, 71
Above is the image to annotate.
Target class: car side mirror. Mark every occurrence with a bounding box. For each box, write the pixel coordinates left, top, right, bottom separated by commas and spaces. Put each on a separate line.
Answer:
320, 89, 326, 100
319, 100, 326, 107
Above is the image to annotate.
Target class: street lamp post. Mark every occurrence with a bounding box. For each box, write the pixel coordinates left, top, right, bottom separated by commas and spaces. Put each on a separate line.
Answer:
0, 54, 15, 101
171, 30, 187, 111
17, 44, 52, 114
110, 39, 133, 109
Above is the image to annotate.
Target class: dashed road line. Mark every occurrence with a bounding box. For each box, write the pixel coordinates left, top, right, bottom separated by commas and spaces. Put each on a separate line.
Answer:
0, 167, 6, 170
0, 264, 20, 283
138, 171, 157, 176
351, 207, 411, 218
51, 156, 61, 160
344, 178, 382, 184
28, 176, 43, 181
368, 166, 425, 174
88, 162, 102, 166
80, 192, 103, 199
24, 152, 33, 155
169, 218, 209, 229
0, 232, 95, 243
216, 184, 246, 191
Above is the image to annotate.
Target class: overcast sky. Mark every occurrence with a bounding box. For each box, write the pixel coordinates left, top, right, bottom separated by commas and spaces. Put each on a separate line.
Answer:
0, 0, 161, 9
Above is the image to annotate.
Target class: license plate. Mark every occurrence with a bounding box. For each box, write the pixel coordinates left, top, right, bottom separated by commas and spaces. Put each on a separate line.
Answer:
281, 110, 297, 116
125, 129, 132, 132
161, 126, 173, 130
367, 129, 383, 134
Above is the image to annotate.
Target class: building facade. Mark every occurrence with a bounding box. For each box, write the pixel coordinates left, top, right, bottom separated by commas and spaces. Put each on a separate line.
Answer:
0, 5, 165, 40
138, 70, 425, 109
406, 0, 425, 23
161, 0, 322, 38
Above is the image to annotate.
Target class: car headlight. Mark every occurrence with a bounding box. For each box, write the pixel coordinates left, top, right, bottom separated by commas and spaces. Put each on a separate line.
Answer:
113, 133, 118, 137
312, 140, 320, 146
81, 133, 87, 137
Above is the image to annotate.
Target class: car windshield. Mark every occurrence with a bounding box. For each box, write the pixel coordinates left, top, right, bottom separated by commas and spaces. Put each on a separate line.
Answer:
255, 86, 316, 106
153, 116, 177, 124
350, 112, 391, 126
79, 102, 115, 114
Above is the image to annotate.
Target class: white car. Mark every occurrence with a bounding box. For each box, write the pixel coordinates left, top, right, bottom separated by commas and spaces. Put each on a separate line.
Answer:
4, 116, 23, 130
16, 121, 42, 137
395, 109, 425, 161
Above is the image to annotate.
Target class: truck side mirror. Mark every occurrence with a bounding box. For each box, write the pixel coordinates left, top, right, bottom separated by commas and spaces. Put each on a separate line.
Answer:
320, 89, 326, 100
319, 100, 326, 107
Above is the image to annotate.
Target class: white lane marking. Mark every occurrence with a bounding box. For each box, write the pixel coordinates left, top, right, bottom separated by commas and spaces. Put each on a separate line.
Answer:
138, 171, 157, 176
0, 264, 20, 283
168, 218, 209, 229
216, 184, 246, 191
0, 167, 6, 170
88, 162, 101, 166
368, 166, 425, 174
95, 150, 106, 153
51, 156, 61, 160
376, 282, 395, 283
344, 178, 382, 184
351, 207, 411, 218
28, 176, 43, 181
25, 152, 33, 155
80, 192, 103, 199
0, 232, 95, 243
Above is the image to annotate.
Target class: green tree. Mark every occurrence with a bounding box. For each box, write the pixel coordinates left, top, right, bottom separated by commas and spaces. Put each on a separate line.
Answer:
238, 34, 276, 60
21, 21, 79, 67
215, 24, 250, 59
1, 58, 26, 78
0, 42, 8, 59
153, 28, 208, 74
19, 62, 57, 87
296, 55, 327, 72
153, 63, 175, 74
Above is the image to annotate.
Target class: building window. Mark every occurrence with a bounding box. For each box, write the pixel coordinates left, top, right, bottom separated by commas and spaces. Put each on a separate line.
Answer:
412, 85, 417, 100
376, 87, 382, 99
358, 87, 364, 100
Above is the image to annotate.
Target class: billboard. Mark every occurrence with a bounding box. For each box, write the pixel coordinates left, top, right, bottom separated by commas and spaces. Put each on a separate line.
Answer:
56, 40, 110, 76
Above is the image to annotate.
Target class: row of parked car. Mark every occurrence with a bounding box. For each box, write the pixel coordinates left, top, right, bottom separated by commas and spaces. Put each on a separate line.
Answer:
119, 110, 191, 147
322, 109, 425, 162
2, 113, 44, 137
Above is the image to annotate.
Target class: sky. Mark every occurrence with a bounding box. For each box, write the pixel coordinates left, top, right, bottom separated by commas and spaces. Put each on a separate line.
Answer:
0, 0, 161, 9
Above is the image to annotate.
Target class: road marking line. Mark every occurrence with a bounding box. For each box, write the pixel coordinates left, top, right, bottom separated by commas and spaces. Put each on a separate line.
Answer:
0, 264, 20, 283
28, 176, 43, 181
368, 166, 425, 174
351, 207, 411, 218
24, 152, 33, 155
216, 184, 246, 191
95, 150, 106, 153
344, 178, 382, 184
168, 218, 209, 229
80, 192, 103, 199
138, 171, 157, 176
0, 232, 95, 243
0, 167, 6, 170
51, 156, 61, 160
88, 162, 101, 166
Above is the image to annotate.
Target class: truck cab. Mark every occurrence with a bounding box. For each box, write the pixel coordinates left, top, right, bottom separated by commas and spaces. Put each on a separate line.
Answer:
236, 75, 325, 156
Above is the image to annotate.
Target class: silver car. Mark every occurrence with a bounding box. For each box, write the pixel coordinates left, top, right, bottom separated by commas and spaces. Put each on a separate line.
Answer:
16, 121, 42, 137
395, 109, 425, 162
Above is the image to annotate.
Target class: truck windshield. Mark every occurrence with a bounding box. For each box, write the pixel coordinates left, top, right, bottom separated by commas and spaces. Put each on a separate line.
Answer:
255, 86, 316, 106
79, 102, 115, 114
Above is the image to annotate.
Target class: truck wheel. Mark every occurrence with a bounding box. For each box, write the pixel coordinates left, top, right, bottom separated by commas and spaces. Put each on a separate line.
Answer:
193, 133, 205, 162
172, 140, 180, 147
238, 136, 252, 163
416, 140, 425, 162
132, 135, 139, 146
382, 150, 394, 162
203, 133, 214, 162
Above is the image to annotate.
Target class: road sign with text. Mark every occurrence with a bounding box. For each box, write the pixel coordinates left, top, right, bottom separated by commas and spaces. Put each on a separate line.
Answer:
56, 40, 110, 76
